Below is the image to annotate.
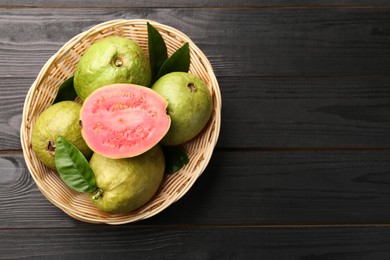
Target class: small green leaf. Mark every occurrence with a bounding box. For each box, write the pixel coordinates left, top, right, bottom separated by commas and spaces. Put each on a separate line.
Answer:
156, 42, 190, 80
55, 136, 96, 193
162, 145, 189, 174
53, 76, 78, 104
147, 22, 168, 83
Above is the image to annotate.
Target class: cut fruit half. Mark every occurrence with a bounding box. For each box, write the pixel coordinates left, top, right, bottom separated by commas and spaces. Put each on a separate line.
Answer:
80, 84, 170, 159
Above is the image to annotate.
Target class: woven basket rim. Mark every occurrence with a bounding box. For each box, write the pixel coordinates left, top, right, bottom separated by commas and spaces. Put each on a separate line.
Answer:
20, 19, 222, 224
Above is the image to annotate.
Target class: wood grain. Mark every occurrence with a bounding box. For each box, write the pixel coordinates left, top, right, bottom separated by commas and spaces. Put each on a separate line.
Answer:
1, 8, 390, 78
2, 151, 390, 228
1, 226, 390, 259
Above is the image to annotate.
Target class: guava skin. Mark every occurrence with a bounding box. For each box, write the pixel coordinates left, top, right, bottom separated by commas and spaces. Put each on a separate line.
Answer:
74, 36, 152, 100
152, 72, 213, 145
89, 145, 165, 214
31, 101, 92, 170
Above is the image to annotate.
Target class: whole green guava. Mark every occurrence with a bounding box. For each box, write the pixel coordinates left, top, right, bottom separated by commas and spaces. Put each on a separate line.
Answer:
74, 36, 151, 100
151, 72, 213, 145
31, 101, 92, 170
89, 145, 165, 214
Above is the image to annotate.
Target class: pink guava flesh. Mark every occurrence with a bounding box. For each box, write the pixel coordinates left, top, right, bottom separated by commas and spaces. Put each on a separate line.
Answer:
80, 84, 170, 158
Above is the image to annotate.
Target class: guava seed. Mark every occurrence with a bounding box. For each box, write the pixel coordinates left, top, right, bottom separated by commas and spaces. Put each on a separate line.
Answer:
187, 83, 197, 92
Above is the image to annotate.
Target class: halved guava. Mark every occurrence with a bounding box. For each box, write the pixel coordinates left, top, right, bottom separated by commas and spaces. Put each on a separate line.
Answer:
80, 84, 170, 159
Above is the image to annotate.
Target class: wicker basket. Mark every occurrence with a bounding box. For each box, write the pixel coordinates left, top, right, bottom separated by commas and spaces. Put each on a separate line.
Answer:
20, 19, 221, 224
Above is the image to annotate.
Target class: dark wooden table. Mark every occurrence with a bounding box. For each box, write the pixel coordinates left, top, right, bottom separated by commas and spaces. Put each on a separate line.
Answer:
2, 1, 390, 259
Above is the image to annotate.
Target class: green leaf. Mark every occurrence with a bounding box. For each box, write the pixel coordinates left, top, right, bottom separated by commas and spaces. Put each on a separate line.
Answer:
162, 145, 189, 174
156, 42, 190, 80
55, 136, 96, 193
53, 76, 78, 104
147, 22, 168, 83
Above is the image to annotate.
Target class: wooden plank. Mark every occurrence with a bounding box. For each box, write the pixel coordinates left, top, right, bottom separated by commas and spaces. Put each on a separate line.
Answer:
0, 78, 29, 150
146, 150, 390, 225
217, 76, 390, 148
1, 8, 390, 78
2, 151, 390, 228
1, 226, 390, 259
2, 1, 390, 8
9, 77, 390, 150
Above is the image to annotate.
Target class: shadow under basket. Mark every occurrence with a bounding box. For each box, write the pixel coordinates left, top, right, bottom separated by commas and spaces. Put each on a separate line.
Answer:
20, 19, 221, 224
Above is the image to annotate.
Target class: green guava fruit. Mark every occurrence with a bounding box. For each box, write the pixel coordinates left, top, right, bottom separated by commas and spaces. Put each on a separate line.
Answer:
151, 72, 213, 145
31, 101, 92, 170
80, 83, 170, 159
89, 145, 165, 214
74, 36, 151, 100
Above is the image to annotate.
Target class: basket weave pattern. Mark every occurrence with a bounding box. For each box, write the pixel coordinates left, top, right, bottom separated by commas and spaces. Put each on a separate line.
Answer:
20, 19, 221, 224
